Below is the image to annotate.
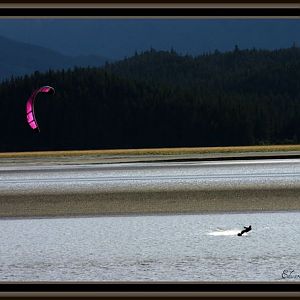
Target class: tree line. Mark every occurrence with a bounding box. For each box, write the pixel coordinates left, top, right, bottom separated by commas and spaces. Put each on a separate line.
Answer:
1, 46, 300, 152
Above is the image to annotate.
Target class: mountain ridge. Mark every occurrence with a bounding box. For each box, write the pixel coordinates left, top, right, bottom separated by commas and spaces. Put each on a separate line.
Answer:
0, 35, 110, 81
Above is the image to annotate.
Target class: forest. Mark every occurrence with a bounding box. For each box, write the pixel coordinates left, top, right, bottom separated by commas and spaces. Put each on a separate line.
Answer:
1, 45, 300, 152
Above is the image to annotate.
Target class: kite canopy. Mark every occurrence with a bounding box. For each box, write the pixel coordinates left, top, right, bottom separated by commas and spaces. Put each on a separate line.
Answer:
26, 86, 55, 131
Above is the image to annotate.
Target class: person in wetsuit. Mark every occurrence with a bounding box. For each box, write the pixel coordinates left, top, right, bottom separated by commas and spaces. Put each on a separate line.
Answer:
237, 225, 252, 236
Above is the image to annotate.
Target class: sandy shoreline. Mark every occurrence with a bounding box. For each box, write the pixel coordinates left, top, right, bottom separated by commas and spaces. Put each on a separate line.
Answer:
1, 150, 300, 219
1, 187, 300, 219
1, 150, 300, 167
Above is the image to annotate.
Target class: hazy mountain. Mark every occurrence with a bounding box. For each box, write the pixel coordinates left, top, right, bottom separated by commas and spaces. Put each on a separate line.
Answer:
0, 19, 300, 59
0, 35, 109, 81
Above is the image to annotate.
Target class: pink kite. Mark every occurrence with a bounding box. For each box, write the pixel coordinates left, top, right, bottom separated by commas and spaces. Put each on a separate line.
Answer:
26, 86, 55, 131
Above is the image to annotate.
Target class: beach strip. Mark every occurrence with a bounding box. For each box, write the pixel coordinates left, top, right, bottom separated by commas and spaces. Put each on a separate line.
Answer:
1, 188, 299, 218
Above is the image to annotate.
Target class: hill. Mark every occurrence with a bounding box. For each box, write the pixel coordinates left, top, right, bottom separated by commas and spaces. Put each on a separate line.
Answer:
105, 46, 300, 95
0, 47, 300, 152
0, 35, 109, 81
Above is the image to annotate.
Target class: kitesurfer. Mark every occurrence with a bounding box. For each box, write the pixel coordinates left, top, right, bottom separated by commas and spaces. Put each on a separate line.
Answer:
237, 225, 252, 236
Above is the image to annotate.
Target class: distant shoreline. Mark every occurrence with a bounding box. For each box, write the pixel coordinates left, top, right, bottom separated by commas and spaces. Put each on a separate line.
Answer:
0, 147, 300, 167
1, 144, 300, 159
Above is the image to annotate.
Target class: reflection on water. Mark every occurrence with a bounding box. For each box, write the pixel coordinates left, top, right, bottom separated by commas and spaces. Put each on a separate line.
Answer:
0, 211, 300, 281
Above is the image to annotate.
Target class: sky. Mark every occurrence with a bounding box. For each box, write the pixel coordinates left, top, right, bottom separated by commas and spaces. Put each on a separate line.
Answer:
0, 19, 299, 59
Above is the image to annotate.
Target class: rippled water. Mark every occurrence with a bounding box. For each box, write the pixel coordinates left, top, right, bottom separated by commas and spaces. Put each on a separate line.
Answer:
2, 160, 300, 194
0, 212, 300, 281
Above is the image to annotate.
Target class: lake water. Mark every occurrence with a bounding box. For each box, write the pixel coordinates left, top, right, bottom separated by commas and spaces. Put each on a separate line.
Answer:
2, 159, 300, 195
0, 211, 300, 281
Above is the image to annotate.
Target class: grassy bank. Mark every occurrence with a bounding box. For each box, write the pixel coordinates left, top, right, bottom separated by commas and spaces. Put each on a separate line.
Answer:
1, 144, 300, 159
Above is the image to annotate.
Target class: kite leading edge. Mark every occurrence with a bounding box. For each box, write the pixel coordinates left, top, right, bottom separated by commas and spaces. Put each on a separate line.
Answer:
26, 86, 55, 132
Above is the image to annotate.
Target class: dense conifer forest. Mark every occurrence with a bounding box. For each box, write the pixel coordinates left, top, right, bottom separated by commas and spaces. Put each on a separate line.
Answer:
1, 46, 300, 152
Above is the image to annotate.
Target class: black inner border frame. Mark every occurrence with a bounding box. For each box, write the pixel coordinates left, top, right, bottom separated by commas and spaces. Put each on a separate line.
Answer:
0, 4, 300, 297
0, 282, 299, 292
